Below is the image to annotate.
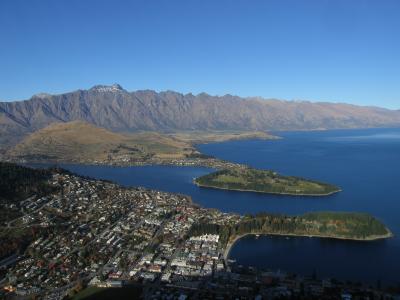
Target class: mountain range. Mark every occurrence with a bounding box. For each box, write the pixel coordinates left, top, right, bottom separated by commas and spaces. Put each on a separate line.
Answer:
1, 84, 400, 149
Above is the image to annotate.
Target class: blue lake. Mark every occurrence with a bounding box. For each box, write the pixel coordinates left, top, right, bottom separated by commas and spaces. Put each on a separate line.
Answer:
53, 127, 400, 285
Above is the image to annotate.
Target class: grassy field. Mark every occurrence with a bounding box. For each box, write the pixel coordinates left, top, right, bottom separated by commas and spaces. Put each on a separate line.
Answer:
195, 167, 341, 196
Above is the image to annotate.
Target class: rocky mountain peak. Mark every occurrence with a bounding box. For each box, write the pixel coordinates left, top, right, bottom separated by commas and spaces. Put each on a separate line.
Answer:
90, 83, 125, 93
31, 93, 52, 99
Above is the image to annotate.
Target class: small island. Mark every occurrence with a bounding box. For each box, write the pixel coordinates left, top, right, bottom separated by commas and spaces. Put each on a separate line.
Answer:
194, 167, 341, 196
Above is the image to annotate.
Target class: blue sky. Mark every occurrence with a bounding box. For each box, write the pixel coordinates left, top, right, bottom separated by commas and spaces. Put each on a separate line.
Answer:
1, 0, 399, 109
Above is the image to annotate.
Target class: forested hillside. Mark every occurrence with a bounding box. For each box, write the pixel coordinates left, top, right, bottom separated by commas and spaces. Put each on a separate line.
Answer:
189, 212, 392, 246
0, 162, 56, 223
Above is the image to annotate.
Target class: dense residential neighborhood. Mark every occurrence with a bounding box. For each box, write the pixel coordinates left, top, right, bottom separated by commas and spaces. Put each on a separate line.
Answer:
1, 171, 239, 299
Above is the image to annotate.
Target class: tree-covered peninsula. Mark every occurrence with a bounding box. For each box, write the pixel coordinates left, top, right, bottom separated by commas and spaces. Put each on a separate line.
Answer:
189, 211, 393, 253
194, 167, 341, 196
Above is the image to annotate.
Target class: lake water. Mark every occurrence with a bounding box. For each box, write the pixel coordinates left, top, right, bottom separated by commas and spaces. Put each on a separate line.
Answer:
54, 128, 400, 285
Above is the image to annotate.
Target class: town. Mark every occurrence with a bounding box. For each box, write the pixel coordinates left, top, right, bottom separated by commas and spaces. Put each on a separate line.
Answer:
1, 171, 399, 299
3, 152, 248, 171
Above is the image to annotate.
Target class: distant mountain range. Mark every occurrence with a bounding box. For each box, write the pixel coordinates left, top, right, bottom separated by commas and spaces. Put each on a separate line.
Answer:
1, 84, 400, 148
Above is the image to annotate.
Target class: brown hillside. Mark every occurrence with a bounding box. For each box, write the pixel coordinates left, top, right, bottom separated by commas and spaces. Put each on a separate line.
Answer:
7, 121, 195, 163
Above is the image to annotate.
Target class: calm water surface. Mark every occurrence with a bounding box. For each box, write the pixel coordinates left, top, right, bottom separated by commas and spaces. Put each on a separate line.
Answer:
54, 128, 400, 284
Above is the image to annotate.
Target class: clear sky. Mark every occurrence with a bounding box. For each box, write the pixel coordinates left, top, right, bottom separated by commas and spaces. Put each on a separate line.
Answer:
1, 0, 399, 109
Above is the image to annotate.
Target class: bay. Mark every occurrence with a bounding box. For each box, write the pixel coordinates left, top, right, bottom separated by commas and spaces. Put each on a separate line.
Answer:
50, 127, 400, 285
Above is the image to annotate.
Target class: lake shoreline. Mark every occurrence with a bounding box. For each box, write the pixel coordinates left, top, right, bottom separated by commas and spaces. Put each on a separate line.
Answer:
195, 181, 342, 197
223, 230, 393, 260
